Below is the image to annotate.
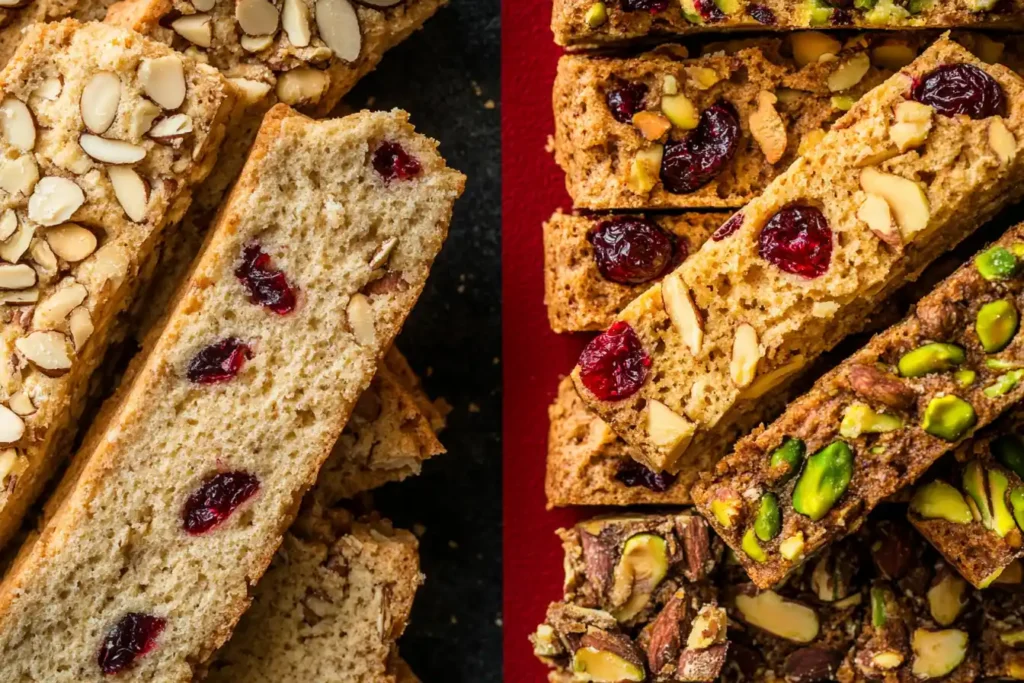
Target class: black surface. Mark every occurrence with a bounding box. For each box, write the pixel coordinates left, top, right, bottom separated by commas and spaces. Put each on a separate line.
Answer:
343, 3, 502, 681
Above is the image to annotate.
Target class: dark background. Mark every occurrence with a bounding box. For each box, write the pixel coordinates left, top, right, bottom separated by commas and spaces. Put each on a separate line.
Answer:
346, 3, 502, 681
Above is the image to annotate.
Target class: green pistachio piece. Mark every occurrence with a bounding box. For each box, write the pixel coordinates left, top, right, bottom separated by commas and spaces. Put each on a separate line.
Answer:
1011, 243, 1024, 258
898, 343, 966, 378
831, 96, 855, 111
710, 491, 742, 529
993, 434, 1024, 479
742, 528, 767, 563
864, 0, 911, 23
987, 358, 1024, 371
984, 370, 1024, 398
921, 395, 976, 442
969, 0, 1000, 11
963, 461, 993, 528
769, 437, 805, 482
871, 587, 888, 628
910, 480, 973, 523
680, 0, 703, 22
907, 0, 932, 12
1011, 486, 1024, 531
713, 0, 742, 13
975, 246, 1020, 281
792, 441, 854, 522
754, 493, 782, 542
840, 402, 903, 438
977, 299, 1019, 353
989, 469, 1016, 538
854, 0, 876, 7
954, 369, 976, 387
585, 2, 608, 27
801, 0, 834, 25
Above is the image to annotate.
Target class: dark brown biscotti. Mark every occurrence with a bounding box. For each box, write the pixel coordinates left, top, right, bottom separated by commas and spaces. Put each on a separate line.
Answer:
693, 221, 1024, 589
544, 211, 727, 333
573, 37, 1024, 476
981, 581, 1024, 680
551, 0, 1024, 49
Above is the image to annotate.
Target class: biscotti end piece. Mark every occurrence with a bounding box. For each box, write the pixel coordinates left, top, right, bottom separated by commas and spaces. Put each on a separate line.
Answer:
574, 36, 1024, 474
544, 210, 726, 333
0, 105, 462, 681
207, 505, 422, 683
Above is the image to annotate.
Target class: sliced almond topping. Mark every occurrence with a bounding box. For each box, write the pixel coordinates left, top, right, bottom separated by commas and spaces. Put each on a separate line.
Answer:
730, 323, 761, 388
172, 14, 213, 47
33, 282, 87, 329
148, 115, 194, 146
0, 222, 33, 264
275, 68, 329, 106
128, 99, 163, 139
827, 53, 870, 93
46, 224, 97, 263
108, 167, 149, 223
30, 239, 57, 273
0, 210, 16, 242
138, 56, 186, 110
28, 177, 84, 227
87, 243, 130, 289
858, 193, 901, 248
283, 0, 312, 47
69, 307, 93, 349
229, 77, 273, 105
0, 98, 36, 153
79, 134, 146, 164
16, 330, 73, 375
0, 264, 35, 290
0, 405, 24, 444
0, 155, 39, 197
368, 237, 398, 270
662, 273, 703, 355
193, 0, 215, 9
989, 117, 1016, 165
347, 293, 375, 346
316, 0, 362, 62
237, 0, 280, 35
647, 399, 695, 461
0, 289, 37, 304
860, 167, 930, 238
240, 34, 275, 52
80, 72, 121, 135
749, 91, 787, 165
34, 77, 63, 101
8, 391, 34, 416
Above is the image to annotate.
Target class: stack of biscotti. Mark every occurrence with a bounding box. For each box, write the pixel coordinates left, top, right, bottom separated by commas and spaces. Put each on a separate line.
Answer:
0, 105, 463, 681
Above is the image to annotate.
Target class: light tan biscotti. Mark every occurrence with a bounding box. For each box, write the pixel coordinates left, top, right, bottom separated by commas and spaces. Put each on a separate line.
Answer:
206, 504, 423, 683
544, 210, 726, 333
0, 1, 118, 69
0, 19, 235, 553
0, 105, 464, 682
573, 36, 1024, 474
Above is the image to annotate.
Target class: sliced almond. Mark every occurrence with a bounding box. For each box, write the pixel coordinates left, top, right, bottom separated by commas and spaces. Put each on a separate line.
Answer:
149, 114, 193, 142
626, 144, 663, 195
128, 99, 163, 139
28, 177, 84, 227
0, 155, 39, 197
0, 223, 33, 264
0, 210, 16, 242
240, 34, 275, 52
347, 293, 375, 346
30, 239, 57, 273
0, 289, 37, 305
316, 0, 362, 62
8, 391, 34, 417
34, 77, 63, 101
46, 224, 97, 263
0, 98, 36, 153
283, 0, 312, 47
172, 14, 213, 47
0, 264, 35, 290
0, 449, 19, 484
0, 405, 24, 445
889, 101, 933, 152
647, 399, 695, 461
275, 68, 329, 106
108, 167, 148, 223
15, 330, 73, 375
730, 323, 761, 389
228, 77, 274, 104
79, 134, 146, 164
80, 72, 121, 135
791, 32, 841, 68
827, 53, 870, 93
86, 242, 130, 289
138, 56, 186, 110
193, 0, 215, 9
742, 356, 807, 399
989, 117, 1016, 165
368, 237, 398, 270
858, 193, 901, 248
358, 0, 401, 4
860, 167, 930, 238
33, 282, 87, 330
661, 273, 703, 355
749, 90, 787, 164
237, 0, 280, 35
69, 307, 93, 349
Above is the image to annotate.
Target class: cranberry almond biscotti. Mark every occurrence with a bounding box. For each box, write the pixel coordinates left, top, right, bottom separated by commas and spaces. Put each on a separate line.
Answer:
573, 36, 1024, 475
0, 105, 464, 681
0, 20, 236, 552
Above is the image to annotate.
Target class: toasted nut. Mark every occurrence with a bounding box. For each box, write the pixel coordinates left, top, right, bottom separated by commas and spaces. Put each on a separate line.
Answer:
237, 0, 280, 34
753, 492, 781, 541
240, 34, 275, 52
138, 56, 186, 110
848, 364, 915, 410
0, 155, 39, 196
685, 66, 721, 90
990, 118, 1017, 165
871, 41, 917, 69
955, 369, 977, 387
632, 111, 671, 141
79, 134, 146, 164
30, 239, 57, 274
860, 168, 930, 237
1000, 630, 1024, 646
976, 299, 1019, 353
610, 533, 669, 621
827, 53, 870, 92
275, 68, 329, 107
0, 404, 24, 444
282, 0, 312, 47
585, 2, 607, 27
0, 221, 33, 264
749, 91, 786, 164
661, 94, 699, 130
709, 489, 742, 529
742, 529, 766, 563
662, 273, 703, 354
791, 32, 841, 67
839, 402, 902, 438
149, 114, 193, 142
889, 101, 934, 152
45, 224, 96, 263
0, 264, 35, 291
927, 572, 967, 626
872, 651, 905, 670
0, 448, 23, 485
34, 77, 62, 101
0, 98, 35, 153
686, 604, 727, 650
1012, 487, 1024, 535
963, 463, 1016, 537
647, 399, 695, 462
779, 532, 805, 561
645, 592, 686, 673
984, 369, 1024, 398
33, 282, 87, 330
108, 166, 149, 222
80, 72, 121, 135
769, 437, 805, 482
910, 480, 973, 523
16, 330, 72, 374
193, 0, 215, 9
858, 193, 901, 248
662, 75, 679, 95
8, 391, 33, 416
0, 210, 15, 243
735, 591, 819, 643
627, 145, 663, 194
729, 323, 760, 388
898, 343, 965, 378
0, 289, 37, 305
347, 293, 375, 346
128, 99, 163, 139
921, 395, 976, 442
28, 177, 84, 227
316, 0, 362, 62
572, 631, 645, 682
172, 14, 213, 47
910, 629, 968, 679
69, 307, 93, 349
792, 441, 853, 522
742, 355, 806, 400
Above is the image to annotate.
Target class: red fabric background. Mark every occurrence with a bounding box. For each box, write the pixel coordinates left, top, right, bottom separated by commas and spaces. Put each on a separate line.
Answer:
501, 1, 592, 679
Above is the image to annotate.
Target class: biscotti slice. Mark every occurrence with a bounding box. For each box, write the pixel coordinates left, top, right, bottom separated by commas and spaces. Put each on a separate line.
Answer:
0, 20, 235, 552
206, 504, 423, 683
981, 585, 1024, 679
573, 36, 1024, 475
691, 221, 1024, 589
544, 211, 727, 333
552, 0, 1024, 49
0, 105, 464, 681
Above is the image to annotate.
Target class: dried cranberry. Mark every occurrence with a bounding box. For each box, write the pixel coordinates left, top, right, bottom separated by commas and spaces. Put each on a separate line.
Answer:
98, 613, 166, 675
712, 213, 744, 242
615, 459, 677, 492
694, 0, 725, 21
605, 82, 649, 124
747, 4, 776, 23
182, 471, 260, 534
578, 321, 651, 400
660, 101, 740, 195
911, 64, 1006, 120
621, 0, 668, 11
758, 205, 832, 278
186, 338, 252, 384
235, 244, 297, 315
588, 217, 674, 285
372, 141, 422, 182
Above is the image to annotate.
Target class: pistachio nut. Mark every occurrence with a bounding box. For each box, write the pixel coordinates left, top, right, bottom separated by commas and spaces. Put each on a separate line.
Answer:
897, 343, 966, 378
585, 2, 608, 27
921, 395, 976, 442
954, 369, 976, 387
909, 480, 973, 524
963, 461, 993, 528
927, 573, 967, 626
779, 532, 805, 561
989, 468, 1016, 537
976, 299, 1019, 353
975, 245, 1020, 281
610, 533, 670, 622
871, 586, 889, 628
985, 370, 1024, 398
754, 492, 782, 542
769, 437, 805, 482
910, 629, 968, 680
742, 528, 767, 563
1011, 486, 1024, 531
572, 632, 646, 683
987, 358, 1023, 371
839, 402, 903, 438
710, 489, 742, 529
792, 441, 854, 522
993, 433, 1024, 479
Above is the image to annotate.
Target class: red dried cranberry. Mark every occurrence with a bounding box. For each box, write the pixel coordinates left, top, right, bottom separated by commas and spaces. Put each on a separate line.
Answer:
605, 82, 649, 124
694, 0, 725, 21
621, 0, 668, 11
578, 321, 651, 400
712, 213, 744, 242
660, 101, 740, 195
186, 338, 252, 384
747, 4, 776, 23
372, 141, 422, 182
235, 244, 297, 315
588, 217, 675, 285
182, 471, 260, 534
758, 205, 832, 278
615, 459, 677, 492
911, 64, 1006, 120
98, 613, 166, 675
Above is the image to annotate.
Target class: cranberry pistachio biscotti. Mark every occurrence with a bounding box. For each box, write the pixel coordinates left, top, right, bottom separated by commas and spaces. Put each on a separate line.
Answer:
573, 36, 1024, 475
0, 105, 463, 681
0, 20, 235, 552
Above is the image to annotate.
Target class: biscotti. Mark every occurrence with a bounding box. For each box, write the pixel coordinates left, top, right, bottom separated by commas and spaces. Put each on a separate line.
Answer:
981, 585, 1024, 679
0, 105, 464, 681
692, 221, 1024, 589
0, 20, 235, 553
573, 37, 1024, 475
551, 0, 1024, 49
555, 35, 926, 210
544, 211, 726, 333
207, 504, 423, 683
